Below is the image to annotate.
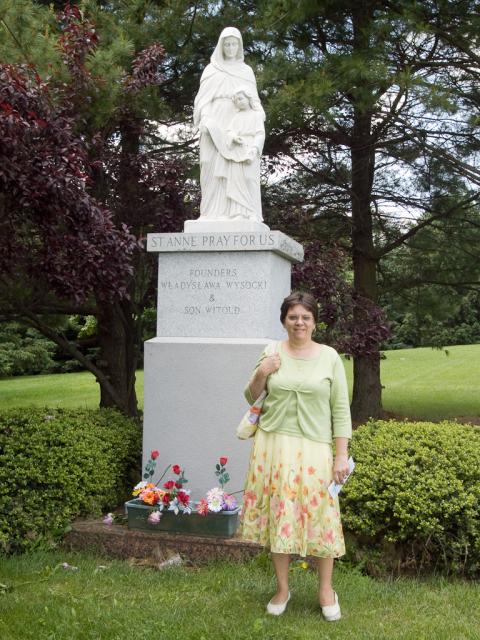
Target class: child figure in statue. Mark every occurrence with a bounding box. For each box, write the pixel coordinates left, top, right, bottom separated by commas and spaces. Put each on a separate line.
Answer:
226, 89, 265, 165
221, 89, 265, 220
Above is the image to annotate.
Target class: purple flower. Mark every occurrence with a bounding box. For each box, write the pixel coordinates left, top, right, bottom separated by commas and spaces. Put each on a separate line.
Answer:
222, 494, 237, 511
103, 513, 114, 526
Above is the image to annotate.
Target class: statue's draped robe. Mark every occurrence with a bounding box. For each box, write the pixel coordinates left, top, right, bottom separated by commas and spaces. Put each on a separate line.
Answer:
193, 28, 265, 221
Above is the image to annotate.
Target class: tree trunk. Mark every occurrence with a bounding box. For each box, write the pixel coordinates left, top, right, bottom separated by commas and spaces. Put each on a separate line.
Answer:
90, 116, 142, 418
96, 299, 139, 417
350, 106, 382, 421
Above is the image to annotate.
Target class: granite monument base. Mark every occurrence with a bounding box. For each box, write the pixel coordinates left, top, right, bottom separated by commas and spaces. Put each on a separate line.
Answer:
143, 337, 272, 499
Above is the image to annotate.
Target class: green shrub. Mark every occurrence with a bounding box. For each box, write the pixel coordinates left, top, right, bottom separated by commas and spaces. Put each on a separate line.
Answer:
0, 408, 141, 554
0, 322, 56, 376
342, 420, 480, 576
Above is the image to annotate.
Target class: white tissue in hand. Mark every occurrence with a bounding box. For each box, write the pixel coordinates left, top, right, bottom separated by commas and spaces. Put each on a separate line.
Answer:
328, 457, 355, 498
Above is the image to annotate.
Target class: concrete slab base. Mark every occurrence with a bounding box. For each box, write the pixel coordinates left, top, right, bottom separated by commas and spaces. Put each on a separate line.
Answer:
64, 519, 263, 565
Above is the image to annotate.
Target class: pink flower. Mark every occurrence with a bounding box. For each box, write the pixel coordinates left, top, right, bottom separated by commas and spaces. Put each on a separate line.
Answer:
148, 510, 161, 525
280, 522, 292, 538
244, 490, 257, 506
271, 498, 285, 519
151, 450, 159, 460
103, 513, 114, 526
197, 499, 209, 516
307, 466, 316, 475
324, 529, 335, 544
307, 523, 317, 541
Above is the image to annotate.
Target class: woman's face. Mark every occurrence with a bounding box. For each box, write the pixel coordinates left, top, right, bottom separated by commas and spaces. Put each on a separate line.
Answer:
283, 304, 316, 341
223, 36, 239, 60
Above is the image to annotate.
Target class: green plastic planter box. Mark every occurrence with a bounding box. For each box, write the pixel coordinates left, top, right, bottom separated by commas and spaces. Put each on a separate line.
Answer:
124, 498, 240, 538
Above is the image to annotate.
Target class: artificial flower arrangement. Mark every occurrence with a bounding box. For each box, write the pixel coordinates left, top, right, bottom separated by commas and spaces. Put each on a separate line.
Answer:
132, 450, 238, 525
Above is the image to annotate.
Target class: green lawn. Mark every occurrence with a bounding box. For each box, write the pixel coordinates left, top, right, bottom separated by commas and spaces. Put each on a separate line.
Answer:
0, 551, 478, 640
0, 370, 145, 411
1, 344, 479, 421
377, 344, 480, 421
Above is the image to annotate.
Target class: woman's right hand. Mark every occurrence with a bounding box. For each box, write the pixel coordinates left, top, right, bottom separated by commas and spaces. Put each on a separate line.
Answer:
259, 353, 281, 376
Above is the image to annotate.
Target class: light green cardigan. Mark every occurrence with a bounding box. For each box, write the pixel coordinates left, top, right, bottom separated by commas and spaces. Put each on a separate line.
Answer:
244, 344, 352, 444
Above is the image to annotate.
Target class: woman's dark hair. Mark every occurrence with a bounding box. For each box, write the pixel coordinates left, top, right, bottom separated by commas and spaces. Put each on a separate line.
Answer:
280, 291, 318, 324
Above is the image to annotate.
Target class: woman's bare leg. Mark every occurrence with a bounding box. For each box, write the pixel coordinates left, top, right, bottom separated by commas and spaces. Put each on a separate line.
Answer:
317, 557, 335, 605
270, 552, 290, 603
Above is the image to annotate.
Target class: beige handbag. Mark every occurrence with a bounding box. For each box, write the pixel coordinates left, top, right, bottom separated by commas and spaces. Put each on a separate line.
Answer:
236, 342, 278, 440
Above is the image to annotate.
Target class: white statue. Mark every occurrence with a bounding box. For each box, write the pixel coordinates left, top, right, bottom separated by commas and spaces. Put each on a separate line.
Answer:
192, 27, 266, 226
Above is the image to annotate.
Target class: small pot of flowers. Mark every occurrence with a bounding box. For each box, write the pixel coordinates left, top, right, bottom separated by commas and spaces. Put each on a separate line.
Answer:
124, 452, 241, 537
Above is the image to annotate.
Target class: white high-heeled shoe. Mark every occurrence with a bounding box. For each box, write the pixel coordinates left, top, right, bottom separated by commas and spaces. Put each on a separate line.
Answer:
266, 591, 291, 616
321, 591, 341, 621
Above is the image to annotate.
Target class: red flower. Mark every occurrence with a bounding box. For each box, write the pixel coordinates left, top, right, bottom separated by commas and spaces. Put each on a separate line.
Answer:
172, 464, 181, 475
220, 456, 228, 466
175, 481, 183, 489
163, 480, 175, 490
151, 450, 160, 460
162, 492, 171, 505
177, 491, 190, 506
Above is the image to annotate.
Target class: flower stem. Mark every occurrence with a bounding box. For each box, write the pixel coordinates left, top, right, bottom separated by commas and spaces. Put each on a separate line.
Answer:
155, 464, 172, 487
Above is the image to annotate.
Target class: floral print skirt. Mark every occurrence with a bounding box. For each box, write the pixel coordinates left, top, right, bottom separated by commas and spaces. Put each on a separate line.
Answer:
240, 429, 346, 558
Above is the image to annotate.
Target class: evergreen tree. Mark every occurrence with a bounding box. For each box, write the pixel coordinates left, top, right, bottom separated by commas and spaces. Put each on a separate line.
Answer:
240, 0, 480, 420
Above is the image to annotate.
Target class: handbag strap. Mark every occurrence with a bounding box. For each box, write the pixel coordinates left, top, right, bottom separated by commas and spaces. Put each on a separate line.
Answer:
266, 340, 280, 356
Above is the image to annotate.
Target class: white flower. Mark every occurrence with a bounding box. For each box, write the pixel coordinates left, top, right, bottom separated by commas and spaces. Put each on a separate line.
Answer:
207, 496, 223, 513
206, 487, 224, 502
168, 498, 179, 515
133, 481, 147, 492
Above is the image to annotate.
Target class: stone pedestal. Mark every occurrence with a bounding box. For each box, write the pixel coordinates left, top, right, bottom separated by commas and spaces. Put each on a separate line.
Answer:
145, 230, 303, 498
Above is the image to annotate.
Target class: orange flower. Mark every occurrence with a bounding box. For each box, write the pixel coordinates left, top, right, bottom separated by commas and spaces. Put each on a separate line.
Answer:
142, 490, 159, 505
307, 466, 316, 475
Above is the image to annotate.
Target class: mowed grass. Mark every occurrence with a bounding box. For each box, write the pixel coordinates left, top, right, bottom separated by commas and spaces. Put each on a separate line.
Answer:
378, 344, 480, 421
0, 551, 479, 640
0, 370, 145, 411
0, 345, 479, 421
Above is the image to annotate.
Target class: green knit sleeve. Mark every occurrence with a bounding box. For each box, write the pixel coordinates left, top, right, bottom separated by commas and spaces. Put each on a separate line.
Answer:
330, 354, 352, 439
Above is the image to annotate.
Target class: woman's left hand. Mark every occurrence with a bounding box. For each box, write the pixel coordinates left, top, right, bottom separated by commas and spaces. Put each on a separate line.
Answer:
333, 454, 350, 484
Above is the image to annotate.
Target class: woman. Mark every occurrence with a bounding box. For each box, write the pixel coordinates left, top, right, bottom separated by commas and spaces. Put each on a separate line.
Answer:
241, 291, 352, 620
193, 27, 265, 222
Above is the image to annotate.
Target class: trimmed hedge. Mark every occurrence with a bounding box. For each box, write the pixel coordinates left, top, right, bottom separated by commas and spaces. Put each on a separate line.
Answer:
0, 408, 141, 554
342, 420, 480, 575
